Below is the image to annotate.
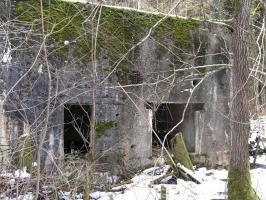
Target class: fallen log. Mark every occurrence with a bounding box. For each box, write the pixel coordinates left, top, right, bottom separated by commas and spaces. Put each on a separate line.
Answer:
175, 163, 201, 184
152, 173, 172, 184
152, 162, 201, 184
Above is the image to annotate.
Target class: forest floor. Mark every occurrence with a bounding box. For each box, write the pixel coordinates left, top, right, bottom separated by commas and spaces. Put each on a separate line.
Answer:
90, 155, 266, 200
1, 115, 266, 200
0, 156, 266, 200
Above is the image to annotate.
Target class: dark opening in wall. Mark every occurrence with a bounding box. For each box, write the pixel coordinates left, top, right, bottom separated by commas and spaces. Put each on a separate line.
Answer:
192, 79, 200, 86
150, 103, 204, 151
64, 104, 91, 155
128, 70, 143, 84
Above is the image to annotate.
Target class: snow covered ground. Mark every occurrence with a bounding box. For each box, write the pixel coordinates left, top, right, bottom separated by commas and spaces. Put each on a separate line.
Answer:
91, 166, 226, 200
250, 156, 266, 199
0, 168, 33, 200
1, 156, 266, 200
250, 116, 266, 142
91, 156, 266, 200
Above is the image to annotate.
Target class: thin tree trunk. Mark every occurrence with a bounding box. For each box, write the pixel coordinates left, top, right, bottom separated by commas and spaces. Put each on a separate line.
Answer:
35, 1, 52, 199
84, 59, 96, 199
84, 5, 102, 199
227, 0, 258, 199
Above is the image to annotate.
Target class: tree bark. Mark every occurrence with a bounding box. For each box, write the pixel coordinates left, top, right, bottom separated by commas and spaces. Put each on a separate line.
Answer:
227, 0, 258, 199
84, 6, 101, 198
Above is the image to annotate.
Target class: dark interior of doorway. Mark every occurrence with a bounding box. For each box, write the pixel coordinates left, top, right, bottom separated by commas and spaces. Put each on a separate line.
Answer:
64, 104, 91, 155
150, 103, 204, 150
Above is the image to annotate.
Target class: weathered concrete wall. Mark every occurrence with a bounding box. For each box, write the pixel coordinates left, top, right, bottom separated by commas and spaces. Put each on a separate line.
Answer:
118, 25, 231, 167
0, 1, 232, 170
196, 26, 231, 166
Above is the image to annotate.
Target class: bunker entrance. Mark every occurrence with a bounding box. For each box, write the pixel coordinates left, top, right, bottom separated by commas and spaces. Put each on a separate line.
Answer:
151, 103, 204, 152
64, 104, 91, 155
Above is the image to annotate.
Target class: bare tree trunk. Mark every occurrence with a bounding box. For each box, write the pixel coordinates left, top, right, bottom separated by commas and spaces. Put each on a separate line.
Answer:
84, 5, 102, 199
227, 0, 258, 199
35, 1, 52, 199
84, 59, 96, 199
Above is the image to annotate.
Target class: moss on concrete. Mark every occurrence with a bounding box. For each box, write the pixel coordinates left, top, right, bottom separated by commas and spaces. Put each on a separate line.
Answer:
95, 121, 116, 138
171, 132, 193, 170
189, 152, 210, 167
15, 0, 91, 61
17, 135, 33, 171
228, 161, 259, 200
99, 6, 199, 60
14, 0, 200, 65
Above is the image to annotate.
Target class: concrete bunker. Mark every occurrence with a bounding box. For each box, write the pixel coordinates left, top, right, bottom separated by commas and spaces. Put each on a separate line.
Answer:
0, 0, 232, 169
63, 104, 91, 155
150, 103, 204, 152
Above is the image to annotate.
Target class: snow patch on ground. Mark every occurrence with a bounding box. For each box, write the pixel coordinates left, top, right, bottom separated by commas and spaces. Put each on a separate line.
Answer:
0, 167, 30, 180
251, 155, 266, 199
1, 158, 266, 200
90, 156, 266, 200
90, 165, 228, 200
0, 193, 33, 200
250, 116, 266, 141
91, 166, 170, 200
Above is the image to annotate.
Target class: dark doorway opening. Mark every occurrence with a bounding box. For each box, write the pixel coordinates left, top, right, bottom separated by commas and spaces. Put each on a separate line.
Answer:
149, 103, 204, 151
64, 104, 91, 155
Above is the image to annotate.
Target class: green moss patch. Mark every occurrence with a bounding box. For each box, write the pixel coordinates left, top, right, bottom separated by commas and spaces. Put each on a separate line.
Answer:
95, 121, 116, 138
98, 6, 199, 60
228, 162, 259, 200
17, 135, 33, 171
170, 132, 193, 170
189, 152, 210, 167
14, 0, 200, 65
15, 0, 91, 61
